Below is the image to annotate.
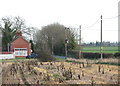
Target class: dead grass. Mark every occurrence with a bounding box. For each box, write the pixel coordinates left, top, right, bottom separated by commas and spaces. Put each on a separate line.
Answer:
2, 58, 119, 84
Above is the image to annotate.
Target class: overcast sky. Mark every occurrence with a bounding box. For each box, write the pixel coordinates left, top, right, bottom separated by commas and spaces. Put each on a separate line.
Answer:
0, 0, 119, 43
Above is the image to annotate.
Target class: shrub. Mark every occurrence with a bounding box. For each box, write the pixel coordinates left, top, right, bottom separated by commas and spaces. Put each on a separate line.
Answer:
36, 51, 55, 62
103, 53, 114, 58
114, 52, 120, 58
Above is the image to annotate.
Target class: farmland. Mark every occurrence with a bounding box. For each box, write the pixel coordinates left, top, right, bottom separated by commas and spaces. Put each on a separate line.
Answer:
1, 58, 119, 85
76, 46, 118, 54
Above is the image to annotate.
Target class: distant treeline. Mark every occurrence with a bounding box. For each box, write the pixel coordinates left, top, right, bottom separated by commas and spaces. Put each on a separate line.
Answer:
82, 41, 118, 47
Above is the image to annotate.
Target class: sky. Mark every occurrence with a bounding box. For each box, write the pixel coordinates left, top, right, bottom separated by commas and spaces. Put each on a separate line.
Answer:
0, 0, 119, 43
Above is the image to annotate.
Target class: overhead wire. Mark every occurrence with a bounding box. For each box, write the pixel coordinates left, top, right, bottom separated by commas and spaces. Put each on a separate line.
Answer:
81, 15, 119, 31
80, 15, 118, 42
83, 17, 101, 30
67, 15, 118, 43
64, 15, 119, 32
103, 15, 120, 19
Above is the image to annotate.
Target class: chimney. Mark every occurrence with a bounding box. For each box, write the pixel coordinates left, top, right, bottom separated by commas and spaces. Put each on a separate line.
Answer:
16, 31, 22, 37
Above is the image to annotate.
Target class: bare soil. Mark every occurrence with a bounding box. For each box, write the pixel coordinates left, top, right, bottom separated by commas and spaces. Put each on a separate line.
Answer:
1, 59, 119, 85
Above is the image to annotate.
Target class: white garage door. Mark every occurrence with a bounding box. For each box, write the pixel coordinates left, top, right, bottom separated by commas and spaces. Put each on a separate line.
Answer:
14, 48, 27, 56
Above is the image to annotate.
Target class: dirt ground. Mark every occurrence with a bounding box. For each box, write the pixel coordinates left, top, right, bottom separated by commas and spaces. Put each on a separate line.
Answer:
1, 59, 119, 85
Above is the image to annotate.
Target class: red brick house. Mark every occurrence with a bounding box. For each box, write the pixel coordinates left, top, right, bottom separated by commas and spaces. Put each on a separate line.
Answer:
10, 31, 31, 58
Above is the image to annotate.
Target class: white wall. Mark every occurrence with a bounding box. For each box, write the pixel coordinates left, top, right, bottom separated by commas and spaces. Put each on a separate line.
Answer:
0, 53, 15, 59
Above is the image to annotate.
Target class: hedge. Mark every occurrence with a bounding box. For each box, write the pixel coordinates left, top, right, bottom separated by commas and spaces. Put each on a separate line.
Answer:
68, 50, 119, 59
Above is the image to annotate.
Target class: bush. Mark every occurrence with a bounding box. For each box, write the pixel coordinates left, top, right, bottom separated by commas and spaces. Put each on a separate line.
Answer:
82, 52, 100, 59
35, 46, 55, 62
36, 53, 55, 62
114, 52, 120, 58
68, 50, 79, 59
103, 53, 114, 58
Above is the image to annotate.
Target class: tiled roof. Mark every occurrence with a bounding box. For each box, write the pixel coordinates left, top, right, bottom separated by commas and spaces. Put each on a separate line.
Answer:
10, 36, 30, 44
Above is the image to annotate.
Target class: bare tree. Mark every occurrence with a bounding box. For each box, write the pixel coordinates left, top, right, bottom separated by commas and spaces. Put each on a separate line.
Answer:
0, 16, 35, 51
0, 16, 34, 37
34, 29, 54, 61
34, 23, 76, 61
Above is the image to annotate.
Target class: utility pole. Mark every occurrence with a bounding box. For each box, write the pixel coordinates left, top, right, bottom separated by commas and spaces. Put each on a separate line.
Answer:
101, 15, 103, 59
52, 36, 54, 55
79, 25, 82, 59
65, 27, 69, 59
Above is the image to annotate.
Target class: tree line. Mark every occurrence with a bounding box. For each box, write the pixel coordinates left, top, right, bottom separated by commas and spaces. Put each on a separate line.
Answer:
0, 16, 35, 51
82, 41, 118, 47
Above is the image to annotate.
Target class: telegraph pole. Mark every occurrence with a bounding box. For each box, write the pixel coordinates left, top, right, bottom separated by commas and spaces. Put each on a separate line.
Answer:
52, 37, 54, 55
65, 27, 68, 59
101, 15, 103, 59
79, 25, 82, 59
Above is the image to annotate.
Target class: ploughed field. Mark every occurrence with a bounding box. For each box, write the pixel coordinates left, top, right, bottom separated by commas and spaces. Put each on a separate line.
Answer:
2, 59, 119, 85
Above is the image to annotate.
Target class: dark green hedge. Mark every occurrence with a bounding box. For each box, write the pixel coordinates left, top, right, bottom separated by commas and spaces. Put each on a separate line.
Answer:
68, 51, 120, 59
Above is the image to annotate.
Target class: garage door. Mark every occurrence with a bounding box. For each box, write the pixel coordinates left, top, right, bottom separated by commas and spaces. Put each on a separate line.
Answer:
14, 48, 27, 56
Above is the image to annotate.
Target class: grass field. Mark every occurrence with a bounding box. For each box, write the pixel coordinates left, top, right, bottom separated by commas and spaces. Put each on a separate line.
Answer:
77, 46, 118, 54
55, 57, 65, 61
0, 58, 35, 62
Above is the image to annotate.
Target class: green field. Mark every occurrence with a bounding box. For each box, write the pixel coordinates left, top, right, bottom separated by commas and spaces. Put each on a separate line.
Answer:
0, 58, 35, 62
77, 46, 119, 54
55, 57, 65, 61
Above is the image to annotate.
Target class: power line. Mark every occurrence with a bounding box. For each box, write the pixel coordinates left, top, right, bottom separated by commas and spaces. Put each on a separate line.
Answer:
82, 15, 118, 31
81, 15, 118, 44
81, 28, 92, 30
83, 17, 100, 30
103, 15, 120, 19
68, 15, 118, 44
82, 29, 119, 31
103, 30, 119, 31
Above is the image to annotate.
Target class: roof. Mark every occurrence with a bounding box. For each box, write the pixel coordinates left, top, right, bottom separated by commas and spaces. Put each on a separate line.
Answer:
9, 36, 19, 44
10, 36, 30, 45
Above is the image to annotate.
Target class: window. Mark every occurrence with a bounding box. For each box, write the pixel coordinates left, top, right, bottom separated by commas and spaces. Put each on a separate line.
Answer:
14, 48, 27, 56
